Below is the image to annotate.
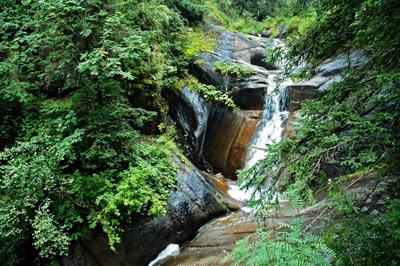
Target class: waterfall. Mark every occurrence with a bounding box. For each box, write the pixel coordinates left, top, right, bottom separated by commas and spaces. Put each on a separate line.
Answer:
245, 71, 291, 168
226, 71, 291, 210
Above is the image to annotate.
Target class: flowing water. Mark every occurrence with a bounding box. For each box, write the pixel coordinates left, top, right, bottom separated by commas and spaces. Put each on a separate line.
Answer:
149, 69, 292, 265
149, 32, 292, 264
149, 69, 291, 265
245, 71, 291, 168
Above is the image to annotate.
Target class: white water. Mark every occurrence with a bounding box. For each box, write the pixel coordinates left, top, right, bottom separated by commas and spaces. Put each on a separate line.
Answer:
226, 180, 256, 212
225, 70, 291, 212
245, 71, 291, 168
148, 244, 180, 266
151, 42, 291, 264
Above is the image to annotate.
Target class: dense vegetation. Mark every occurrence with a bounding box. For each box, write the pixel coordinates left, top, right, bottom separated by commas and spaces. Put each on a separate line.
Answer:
0, 0, 214, 264
1, 0, 399, 265
233, 0, 400, 264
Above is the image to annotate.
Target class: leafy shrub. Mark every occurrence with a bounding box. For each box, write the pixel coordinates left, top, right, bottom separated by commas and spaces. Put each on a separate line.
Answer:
165, 0, 207, 23
324, 199, 400, 265
172, 76, 237, 109
0, 0, 188, 263
88, 132, 179, 250
263, 9, 317, 39
226, 218, 335, 266
213, 60, 257, 77
237, 0, 400, 264
203, 1, 264, 34
32, 201, 70, 259
182, 28, 216, 58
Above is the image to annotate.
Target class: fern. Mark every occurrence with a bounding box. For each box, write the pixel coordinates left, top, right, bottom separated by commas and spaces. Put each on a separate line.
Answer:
226, 218, 335, 266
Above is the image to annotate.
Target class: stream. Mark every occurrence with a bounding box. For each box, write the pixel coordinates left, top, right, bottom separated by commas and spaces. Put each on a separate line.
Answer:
145, 29, 373, 266
149, 65, 291, 265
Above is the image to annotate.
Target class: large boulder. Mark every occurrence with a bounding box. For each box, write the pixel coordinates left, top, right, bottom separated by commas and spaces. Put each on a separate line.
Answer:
165, 86, 211, 161
162, 211, 258, 266
166, 84, 262, 178
203, 107, 262, 178
190, 54, 272, 110
190, 27, 284, 110
170, 27, 286, 173
282, 49, 371, 139
315, 49, 370, 77
208, 25, 283, 67
286, 49, 371, 111
63, 159, 237, 266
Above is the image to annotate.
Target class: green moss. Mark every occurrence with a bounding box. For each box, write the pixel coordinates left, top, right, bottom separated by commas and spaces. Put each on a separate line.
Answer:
213, 60, 257, 77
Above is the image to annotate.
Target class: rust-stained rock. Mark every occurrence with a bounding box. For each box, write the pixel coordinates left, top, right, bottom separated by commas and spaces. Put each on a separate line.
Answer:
161, 172, 378, 266
162, 211, 258, 266
204, 108, 262, 179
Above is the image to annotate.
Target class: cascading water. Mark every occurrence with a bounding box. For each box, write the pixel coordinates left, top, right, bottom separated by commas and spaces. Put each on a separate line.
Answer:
226, 70, 291, 210
151, 33, 292, 265
151, 70, 292, 265
245, 71, 291, 168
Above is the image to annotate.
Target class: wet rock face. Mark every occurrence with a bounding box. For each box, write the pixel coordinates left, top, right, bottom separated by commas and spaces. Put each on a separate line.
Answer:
190, 27, 283, 110
230, 86, 267, 110
286, 49, 371, 112
168, 28, 286, 172
62, 244, 99, 266
65, 159, 237, 266
190, 54, 270, 110
162, 211, 258, 266
203, 108, 262, 178
162, 171, 379, 266
165, 86, 211, 161
281, 110, 300, 139
282, 49, 371, 140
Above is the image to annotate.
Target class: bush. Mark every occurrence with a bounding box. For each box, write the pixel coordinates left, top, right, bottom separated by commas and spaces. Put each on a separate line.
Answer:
0, 0, 188, 263
213, 60, 257, 77
226, 218, 335, 266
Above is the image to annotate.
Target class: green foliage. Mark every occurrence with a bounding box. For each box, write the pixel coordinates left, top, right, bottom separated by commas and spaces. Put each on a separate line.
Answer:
88, 132, 179, 250
204, 0, 267, 34
182, 28, 216, 58
213, 60, 257, 77
226, 218, 336, 266
165, 0, 207, 23
172, 75, 237, 109
262, 9, 317, 39
0, 128, 83, 264
237, 0, 400, 264
282, 0, 400, 71
204, 0, 317, 35
324, 198, 400, 265
240, 70, 400, 205
239, 0, 400, 205
32, 201, 70, 259
0, 0, 191, 264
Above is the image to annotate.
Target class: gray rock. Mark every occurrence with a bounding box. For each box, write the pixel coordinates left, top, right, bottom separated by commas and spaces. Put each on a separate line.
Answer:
190, 53, 232, 88
286, 83, 320, 111
67, 159, 236, 266
166, 86, 211, 161
190, 54, 271, 110
317, 74, 342, 92
189, 27, 285, 110
315, 49, 370, 77
286, 49, 371, 111
62, 244, 99, 266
